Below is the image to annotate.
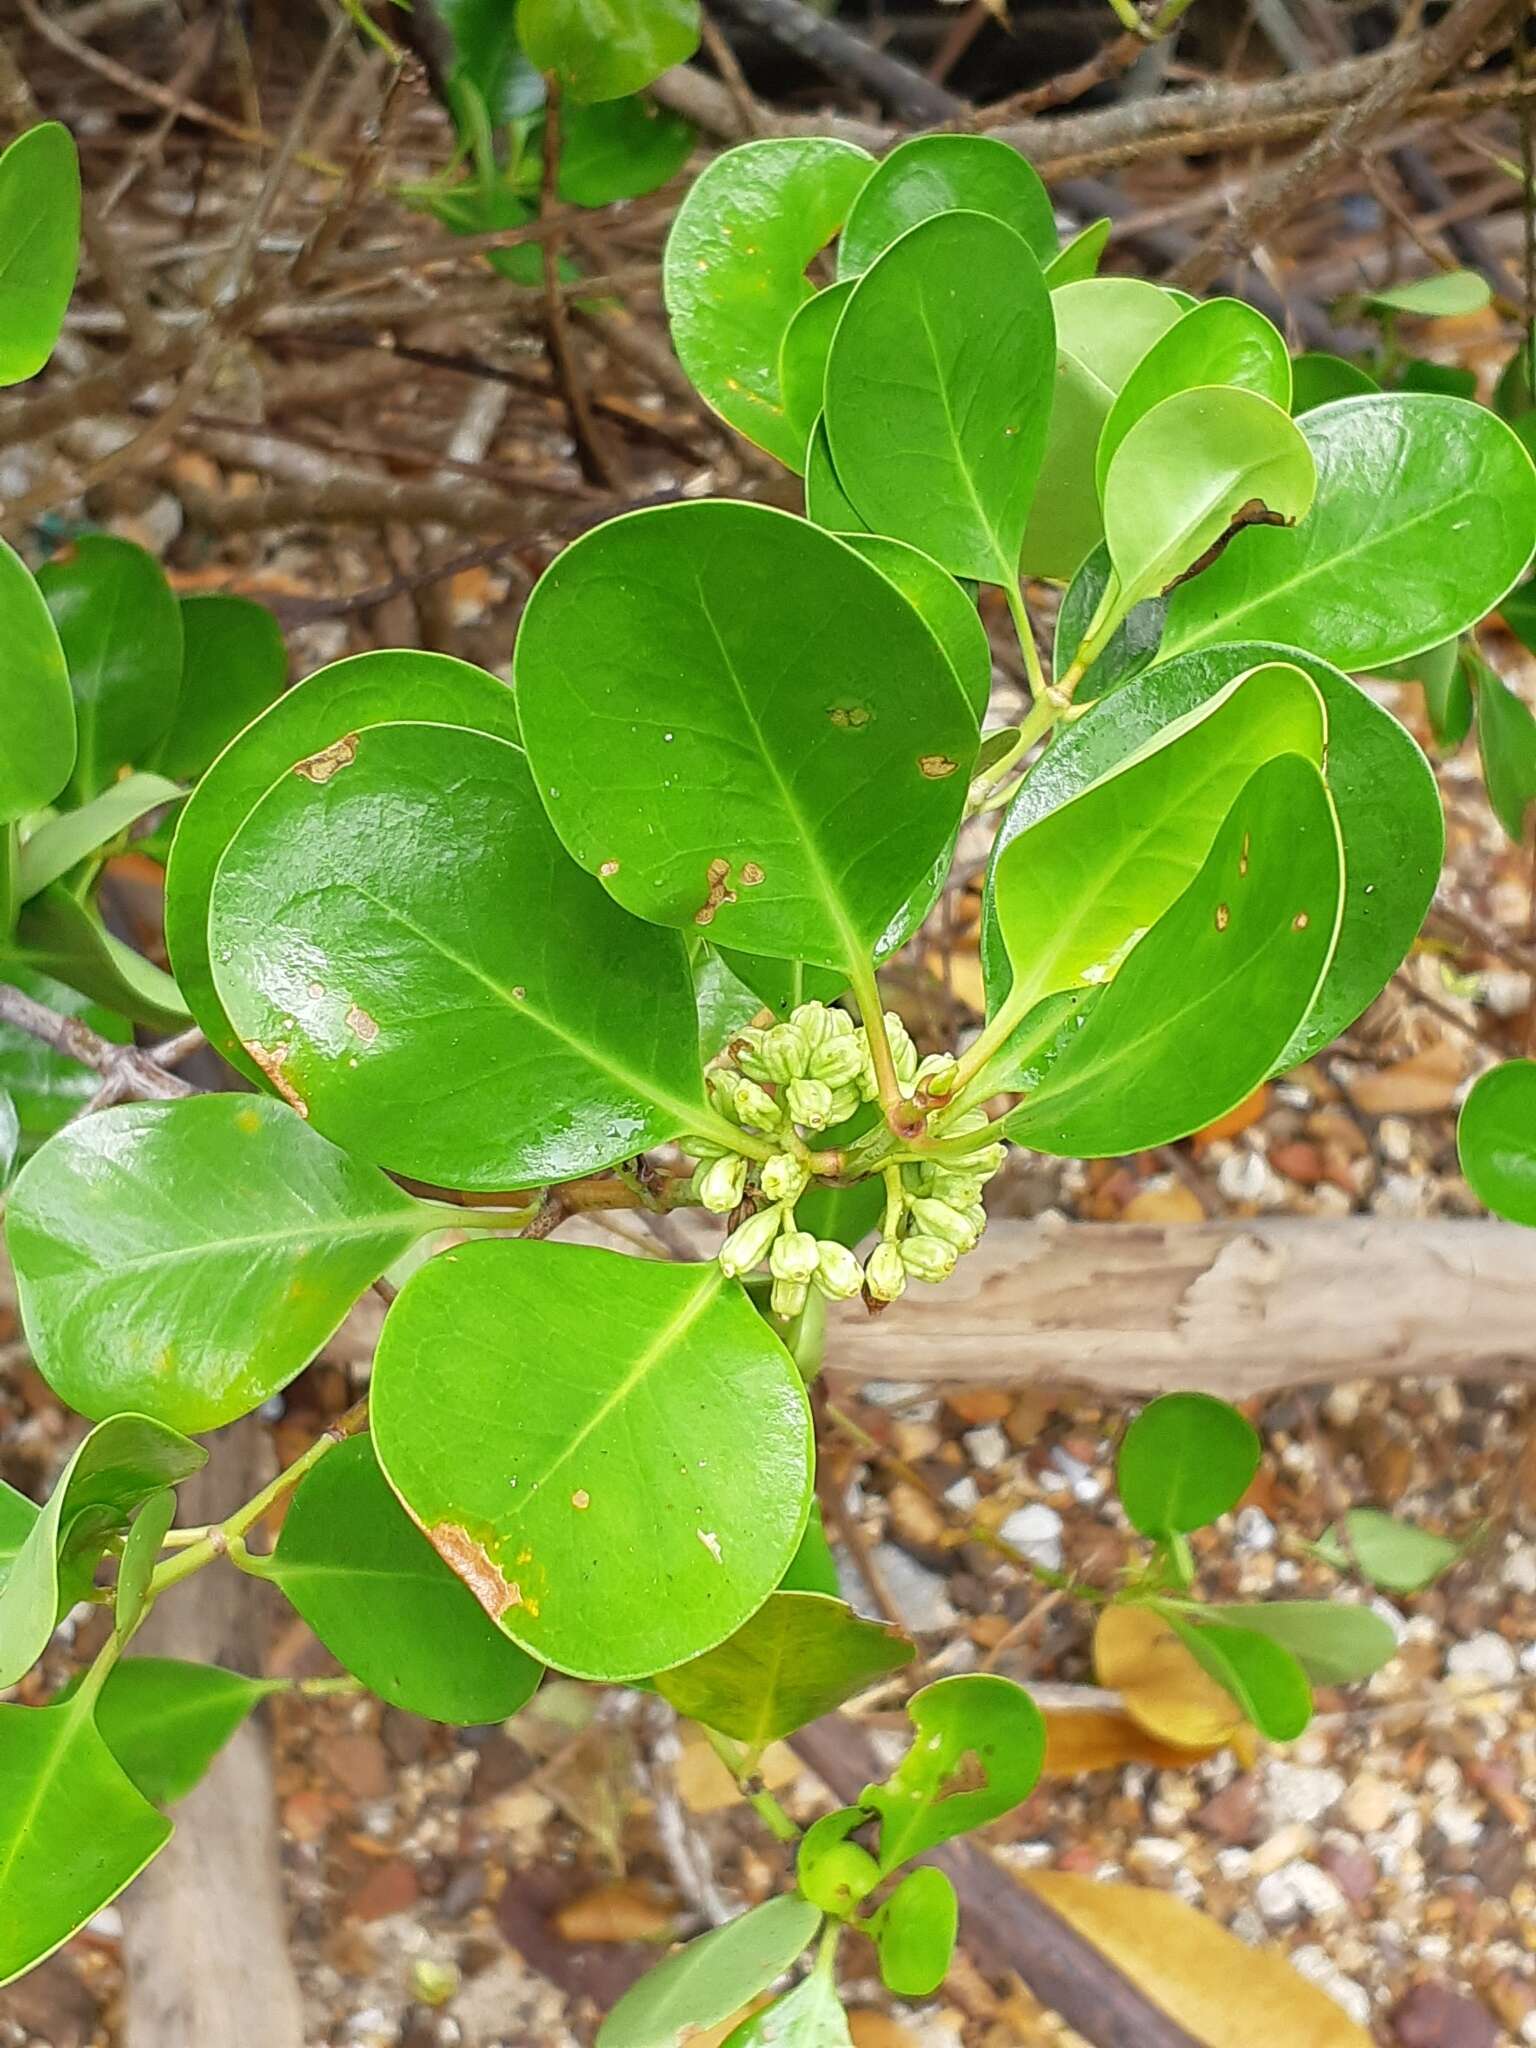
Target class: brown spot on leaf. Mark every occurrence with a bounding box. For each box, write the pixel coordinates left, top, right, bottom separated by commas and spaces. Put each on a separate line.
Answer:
235, 1107, 261, 1135
427, 1522, 519, 1621
829, 705, 871, 729
1239, 831, 1251, 877
599, 859, 620, 878
292, 732, 359, 783
936, 1752, 990, 1800
1293, 911, 1310, 931
571, 1490, 590, 1510
694, 857, 738, 928
1160, 500, 1293, 597
919, 755, 958, 779
345, 1003, 380, 1045
740, 862, 765, 887
1215, 904, 1230, 932
248, 1042, 308, 1118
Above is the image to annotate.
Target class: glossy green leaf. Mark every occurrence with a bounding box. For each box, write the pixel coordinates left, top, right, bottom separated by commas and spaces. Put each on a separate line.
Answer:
0, 1478, 39, 1578
1473, 659, 1536, 845
152, 594, 288, 784
7, 1095, 437, 1433
1043, 216, 1109, 287
113, 1490, 175, 1638
436, 0, 541, 126
0, 122, 80, 386
840, 535, 991, 719
17, 771, 183, 902
15, 882, 189, 1031
1160, 395, 1536, 670
1397, 357, 1478, 401
596, 1895, 822, 2048
990, 662, 1325, 1020
861, 1673, 1045, 1871
0, 1687, 171, 1988
1503, 575, 1536, 659
779, 1501, 840, 1598
654, 1591, 912, 1743
515, 500, 976, 970
1458, 1058, 1536, 1225
695, 944, 768, 1061
823, 210, 1055, 584
1201, 1602, 1397, 1686
558, 95, 694, 206
1117, 1393, 1259, 1538
1053, 541, 1165, 698
271, 1436, 542, 1724
0, 966, 128, 1145
1386, 635, 1471, 752
1102, 387, 1316, 617
517, 0, 698, 101
1019, 277, 1184, 582
0, 1415, 204, 1690
714, 949, 845, 1023
0, 538, 74, 826
1170, 1616, 1312, 1741
1315, 1508, 1465, 1593
373, 1240, 814, 1681
93, 1657, 282, 1806
1289, 351, 1379, 414
796, 1807, 879, 1918
664, 139, 874, 469
1363, 270, 1489, 318
724, 1969, 852, 2047
165, 648, 520, 1081
872, 1867, 957, 1997
804, 416, 869, 533
38, 536, 183, 804
209, 719, 705, 1187
777, 282, 853, 451
837, 133, 1056, 278
1003, 755, 1342, 1155
1095, 298, 1292, 494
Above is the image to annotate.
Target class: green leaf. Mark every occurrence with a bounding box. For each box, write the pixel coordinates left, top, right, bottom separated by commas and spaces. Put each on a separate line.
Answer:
713, 949, 845, 1023
695, 944, 769, 1061
1389, 635, 1471, 752
165, 648, 521, 1081
1160, 394, 1536, 670
1289, 351, 1379, 414
1363, 269, 1490, 319
1020, 277, 1184, 582
1458, 1059, 1536, 1225
837, 133, 1056, 278
1043, 216, 1110, 287
1201, 1602, 1397, 1686
777, 282, 853, 451
1473, 658, 1536, 845
872, 1866, 957, 1998
1002, 754, 1342, 1156
654, 1591, 913, 1744
0, 539, 74, 825
779, 1501, 841, 1597
990, 661, 1325, 1021
517, 0, 698, 101
724, 1969, 853, 2047
0, 122, 80, 386
1094, 298, 1292, 494
822, 210, 1055, 585
1504, 574, 1536, 659
152, 594, 288, 784
1169, 1616, 1312, 1741
861, 1673, 1045, 1871
0, 1688, 171, 1989
1397, 357, 1478, 401
664, 139, 874, 469
15, 881, 190, 1031
17, 771, 184, 902
0, 1415, 204, 1690
1315, 1509, 1465, 1593
0, 1478, 40, 1580
514, 500, 976, 971
270, 1436, 543, 1724
436, 0, 542, 125
7, 1095, 437, 1433
796, 1807, 879, 1916
113, 1490, 175, 1638
372, 1240, 814, 1681
595, 1895, 822, 2048
1053, 541, 1165, 699
1116, 1393, 1260, 1538
1101, 387, 1316, 617
209, 719, 706, 1187
38, 536, 183, 804
839, 535, 992, 719
0, 966, 128, 1146
804, 416, 870, 533
557, 95, 694, 206
92, 1657, 282, 1806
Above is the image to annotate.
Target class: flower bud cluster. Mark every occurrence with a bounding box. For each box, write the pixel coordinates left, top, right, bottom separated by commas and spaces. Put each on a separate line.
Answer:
863, 1113, 1004, 1305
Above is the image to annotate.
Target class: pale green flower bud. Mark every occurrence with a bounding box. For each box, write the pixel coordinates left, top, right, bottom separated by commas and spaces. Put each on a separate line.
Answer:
964, 1142, 1006, 1177
808, 1034, 864, 1087
825, 1082, 862, 1126
908, 1195, 981, 1251
943, 1105, 990, 1137
899, 1234, 958, 1283
856, 1047, 880, 1102
706, 1069, 739, 1118
928, 1167, 987, 1208
770, 1229, 819, 1284
790, 1002, 835, 1051
914, 1052, 959, 1098
719, 1205, 782, 1277
960, 1201, 988, 1243
682, 1130, 731, 1163
813, 1240, 864, 1300
771, 1276, 809, 1320
786, 1077, 834, 1129
761, 1022, 811, 1082
883, 1011, 919, 1084
761, 1151, 810, 1204
733, 1033, 773, 1082
698, 1153, 749, 1214
864, 1240, 908, 1302
732, 1077, 783, 1131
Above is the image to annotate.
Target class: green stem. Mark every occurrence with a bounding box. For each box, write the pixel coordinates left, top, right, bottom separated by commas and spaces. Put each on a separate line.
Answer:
703, 1727, 801, 1843
846, 954, 906, 1132
1002, 578, 1048, 702
813, 1917, 842, 1977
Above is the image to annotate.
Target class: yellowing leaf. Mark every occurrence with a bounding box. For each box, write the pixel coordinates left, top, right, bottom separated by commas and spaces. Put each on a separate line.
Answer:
1040, 1705, 1223, 1776
1018, 1874, 1373, 2048
1092, 1606, 1244, 1749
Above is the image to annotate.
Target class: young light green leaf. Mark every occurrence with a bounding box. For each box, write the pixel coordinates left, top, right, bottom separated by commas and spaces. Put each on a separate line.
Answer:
165, 648, 521, 1082
1094, 297, 1292, 494
517, 0, 698, 101
778, 282, 853, 449
0, 1689, 171, 1988
152, 593, 288, 783
861, 1673, 1045, 1871
1200, 1602, 1397, 1686
1315, 1509, 1465, 1593
38, 536, 183, 804
0, 122, 80, 386
0, 1415, 204, 1690
804, 416, 869, 533
796, 1807, 880, 1917
837, 133, 1056, 278
7, 1095, 438, 1433
871, 1866, 958, 1998
822, 210, 1055, 584
1052, 541, 1165, 699
1473, 658, 1536, 845
779, 1501, 841, 1599
0, 1477, 38, 1581
15, 881, 190, 1031
1160, 395, 1536, 670
724, 1968, 853, 2047
209, 720, 707, 1188
92, 1657, 282, 1806
1459, 1059, 1536, 1226
1169, 1616, 1312, 1742
0, 967, 128, 1147
557, 94, 695, 206
1289, 351, 1379, 413
114, 1490, 176, 1639
1116, 1393, 1260, 1538
271, 1436, 542, 1724
514, 500, 976, 970
839, 535, 992, 718
654, 1591, 913, 1744
1102, 387, 1316, 616
595, 1895, 822, 2048
1003, 755, 1342, 1156
0, 539, 74, 825
372, 1240, 814, 1682
1043, 216, 1110, 287
664, 138, 874, 469
1362, 270, 1490, 319
17, 771, 183, 902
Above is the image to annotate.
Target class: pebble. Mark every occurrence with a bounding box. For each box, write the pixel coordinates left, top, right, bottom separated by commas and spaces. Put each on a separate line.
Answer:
1446, 1633, 1517, 1686
1501, 1542, 1536, 1596
997, 1503, 1064, 1571
1233, 1506, 1276, 1553
943, 1475, 980, 1513
1255, 1860, 1346, 1923
962, 1424, 1008, 1471
1393, 1982, 1500, 2048
1266, 1763, 1345, 1828
870, 1544, 956, 1632
1291, 1945, 1373, 2027
1341, 1774, 1401, 1833
1127, 1836, 1185, 1875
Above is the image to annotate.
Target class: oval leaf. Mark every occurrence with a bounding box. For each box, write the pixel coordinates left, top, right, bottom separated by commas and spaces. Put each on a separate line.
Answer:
778, 282, 853, 449
17, 771, 183, 904
1095, 297, 1292, 493
94, 1657, 282, 1806
838, 534, 992, 719
872, 1866, 958, 1998
837, 133, 1056, 278
724, 1969, 852, 2046
1316, 1508, 1465, 1593
1458, 1058, 1536, 1225
14, 882, 189, 1032
1200, 1601, 1397, 1686
1290, 351, 1379, 414
517, 0, 698, 102
1171, 1615, 1313, 1742
595, 1894, 822, 2048
0, 539, 74, 824
1473, 656, 1536, 844
1117, 1392, 1260, 1538
0, 122, 80, 386
1044, 216, 1110, 287
1093, 1604, 1244, 1749
153, 593, 288, 784
861, 1673, 1045, 1871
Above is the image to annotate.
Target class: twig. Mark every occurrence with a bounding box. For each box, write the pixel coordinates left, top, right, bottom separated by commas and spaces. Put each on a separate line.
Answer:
538, 77, 619, 489
0, 984, 196, 1103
